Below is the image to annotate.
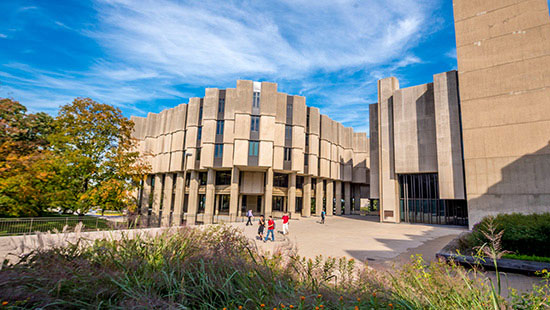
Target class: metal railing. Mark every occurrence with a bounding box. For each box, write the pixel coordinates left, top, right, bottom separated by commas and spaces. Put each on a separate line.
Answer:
0, 217, 135, 237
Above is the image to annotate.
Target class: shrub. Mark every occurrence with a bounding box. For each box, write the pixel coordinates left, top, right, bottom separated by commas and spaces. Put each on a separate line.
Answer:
0, 225, 548, 309
464, 213, 550, 258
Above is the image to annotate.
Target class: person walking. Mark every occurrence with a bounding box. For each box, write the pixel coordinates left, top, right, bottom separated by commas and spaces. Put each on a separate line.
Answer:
246, 209, 253, 226
282, 212, 290, 235
264, 216, 275, 242
321, 210, 326, 224
257, 215, 265, 240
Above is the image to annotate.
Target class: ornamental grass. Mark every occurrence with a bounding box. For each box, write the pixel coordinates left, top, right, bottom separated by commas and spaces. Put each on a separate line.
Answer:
0, 225, 548, 309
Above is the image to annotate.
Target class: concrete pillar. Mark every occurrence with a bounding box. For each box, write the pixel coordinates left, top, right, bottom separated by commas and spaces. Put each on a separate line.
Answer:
303, 176, 312, 217
335, 181, 342, 215
353, 184, 361, 213
204, 168, 216, 224
229, 167, 240, 221
264, 168, 273, 217
161, 173, 174, 227
344, 182, 351, 215
151, 174, 163, 226
315, 178, 324, 216
186, 171, 199, 225
171, 172, 185, 226
237, 194, 243, 217
139, 176, 152, 225
288, 172, 296, 217
326, 180, 334, 216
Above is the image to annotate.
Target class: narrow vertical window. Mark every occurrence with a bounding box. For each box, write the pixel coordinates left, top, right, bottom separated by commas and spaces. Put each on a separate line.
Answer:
199, 105, 203, 121
214, 144, 223, 158
249, 141, 259, 156
251, 116, 260, 132
284, 147, 292, 161
304, 153, 309, 166
253, 91, 260, 108
197, 127, 202, 140
285, 125, 292, 139
216, 120, 224, 135
218, 98, 225, 113
305, 134, 309, 146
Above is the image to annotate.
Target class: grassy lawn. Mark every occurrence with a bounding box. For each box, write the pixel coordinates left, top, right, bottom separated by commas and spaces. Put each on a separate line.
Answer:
0, 216, 115, 236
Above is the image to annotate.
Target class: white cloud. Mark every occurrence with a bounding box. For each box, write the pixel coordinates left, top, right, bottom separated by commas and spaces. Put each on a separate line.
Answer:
88, 0, 435, 82
3, 0, 442, 133
0, 33, 7, 38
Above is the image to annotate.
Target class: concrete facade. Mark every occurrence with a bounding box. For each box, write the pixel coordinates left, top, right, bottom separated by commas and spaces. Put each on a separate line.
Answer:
370, 71, 468, 225
132, 80, 370, 226
453, 0, 550, 227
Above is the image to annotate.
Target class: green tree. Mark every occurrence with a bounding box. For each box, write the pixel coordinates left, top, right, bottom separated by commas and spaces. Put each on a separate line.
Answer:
48, 97, 149, 215
0, 98, 54, 216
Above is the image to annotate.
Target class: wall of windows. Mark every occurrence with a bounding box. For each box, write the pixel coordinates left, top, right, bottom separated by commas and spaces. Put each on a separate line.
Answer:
398, 174, 468, 226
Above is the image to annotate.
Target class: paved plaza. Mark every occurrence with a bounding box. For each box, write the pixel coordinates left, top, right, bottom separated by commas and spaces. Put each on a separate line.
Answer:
231, 215, 465, 266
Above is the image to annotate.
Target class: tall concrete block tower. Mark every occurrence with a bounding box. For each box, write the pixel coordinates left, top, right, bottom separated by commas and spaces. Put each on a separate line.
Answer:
452, 0, 550, 226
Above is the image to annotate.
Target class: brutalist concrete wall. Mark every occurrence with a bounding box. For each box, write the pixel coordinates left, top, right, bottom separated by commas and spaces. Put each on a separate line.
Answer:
453, 0, 550, 227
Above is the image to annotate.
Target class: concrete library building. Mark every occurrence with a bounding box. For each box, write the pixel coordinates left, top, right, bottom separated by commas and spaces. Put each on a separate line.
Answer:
131, 80, 370, 227
132, 0, 550, 228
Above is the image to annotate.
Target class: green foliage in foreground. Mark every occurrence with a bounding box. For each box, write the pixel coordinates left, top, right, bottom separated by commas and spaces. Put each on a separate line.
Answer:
0, 226, 549, 309
502, 254, 550, 263
460, 213, 550, 258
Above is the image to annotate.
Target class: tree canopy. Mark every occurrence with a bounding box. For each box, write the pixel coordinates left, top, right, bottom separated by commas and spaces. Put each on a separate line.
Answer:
0, 97, 149, 217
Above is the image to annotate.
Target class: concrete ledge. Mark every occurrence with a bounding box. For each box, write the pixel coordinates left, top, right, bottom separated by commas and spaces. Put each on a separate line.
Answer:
436, 235, 550, 276
436, 252, 550, 276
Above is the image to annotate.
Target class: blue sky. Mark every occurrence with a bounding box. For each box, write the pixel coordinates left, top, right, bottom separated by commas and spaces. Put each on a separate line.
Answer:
0, 0, 461, 134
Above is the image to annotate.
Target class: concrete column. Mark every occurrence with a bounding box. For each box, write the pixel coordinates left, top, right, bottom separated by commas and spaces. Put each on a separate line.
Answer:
344, 182, 351, 215
151, 174, 163, 226
353, 184, 361, 213
326, 180, 334, 216
288, 172, 296, 217
161, 173, 174, 227
335, 181, 342, 215
139, 176, 152, 225
171, 172, 185, 226
229, 167, 240, 221
237, 194, 243, 217
186, 171, 199, 225
264, 168, 273, 217
303, 176, 312, 217
204, 168, 216, 224
315, 178, 324, 216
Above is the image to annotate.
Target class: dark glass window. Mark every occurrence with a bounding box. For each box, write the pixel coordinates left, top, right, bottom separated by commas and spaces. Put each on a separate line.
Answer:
253, 91, 260, 108
284, 147, 292, 161
214, 144, 223, 158
218, 98, 225, 113
304, 153, 309, 166
398, 173, 467, 226
285, 125, 292, 139
215, 171, 231, 185
249, 141, 259, 156
305, 134, 309, 146
296, 176, 304, 189
196, 148, 201, 161
286, 102, 293, 116
199, 105, 203, 121
273, 196, 284, 211
197, 127, 202, 140
306, 113, 310, 128
273, 173, 288, 187
199, 172, 207, 185
216, 120, 224, 135
251, 116, 260, 132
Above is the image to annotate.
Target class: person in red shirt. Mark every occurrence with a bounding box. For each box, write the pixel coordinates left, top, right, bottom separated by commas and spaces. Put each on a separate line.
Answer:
282, 213, 290, 235
264, 216, 275, 242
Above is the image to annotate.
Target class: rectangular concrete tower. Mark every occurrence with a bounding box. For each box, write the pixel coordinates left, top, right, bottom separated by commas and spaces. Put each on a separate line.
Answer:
453, 0, 550, 227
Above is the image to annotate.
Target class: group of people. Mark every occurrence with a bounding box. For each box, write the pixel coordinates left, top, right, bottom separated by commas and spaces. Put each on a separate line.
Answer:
246, 210, 290, 242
